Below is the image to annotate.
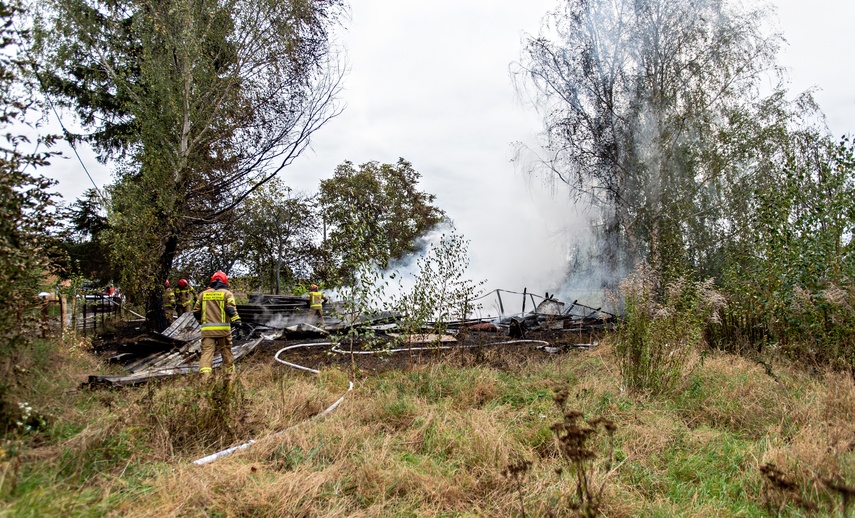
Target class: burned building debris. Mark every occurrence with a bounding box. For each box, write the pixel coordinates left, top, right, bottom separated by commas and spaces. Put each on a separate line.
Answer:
88, 313, 265, 387
87, 288, 616, 387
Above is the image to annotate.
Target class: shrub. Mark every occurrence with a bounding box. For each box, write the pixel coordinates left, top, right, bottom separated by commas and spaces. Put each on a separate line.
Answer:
0, 0, 61, 428
387, 230, 485, 342
613, 263, 724, 394
141, 378, 249, 455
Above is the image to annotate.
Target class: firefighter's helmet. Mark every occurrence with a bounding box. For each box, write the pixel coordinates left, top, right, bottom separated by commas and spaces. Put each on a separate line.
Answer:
177, 279, 189, 288
311, 284, 318, 291
164, 280, 170, 287
211, 271, 228, 285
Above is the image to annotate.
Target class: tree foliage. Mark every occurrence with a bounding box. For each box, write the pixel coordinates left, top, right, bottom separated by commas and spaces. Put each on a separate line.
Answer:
713, 134, 855, 366
170, 208, 242, 288
318, 158, 445, 285
236, 177, 318, 293
516, 0, 788, 279
0, 0, 60, 407
58, 188, 115, 283
518, 0, 855, 369
36, 0, 345, 329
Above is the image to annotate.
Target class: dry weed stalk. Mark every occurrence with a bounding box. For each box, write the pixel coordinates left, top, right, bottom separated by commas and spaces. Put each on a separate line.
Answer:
549, 385, 617, 517
502, 459, 532, 518
821, 476, 855, 517
759, 462, 818, 514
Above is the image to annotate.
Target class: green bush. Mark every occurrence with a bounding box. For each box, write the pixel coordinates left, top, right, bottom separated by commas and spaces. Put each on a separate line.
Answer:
711, 135, 855, 368
0, 0, 61, 430
614, 263, 724, 394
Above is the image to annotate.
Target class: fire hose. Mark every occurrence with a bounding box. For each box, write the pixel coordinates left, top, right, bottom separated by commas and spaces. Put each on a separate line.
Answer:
193, 338, 553, 465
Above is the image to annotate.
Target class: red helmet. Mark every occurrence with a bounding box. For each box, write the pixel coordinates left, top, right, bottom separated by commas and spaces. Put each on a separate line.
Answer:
211, 271, 228, 285
177, 279, 188, 288
311, 284, 318, 291
164, 280, 170, 287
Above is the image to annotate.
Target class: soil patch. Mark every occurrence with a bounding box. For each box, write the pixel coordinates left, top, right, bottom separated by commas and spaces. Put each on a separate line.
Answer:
256, 328, 602, 375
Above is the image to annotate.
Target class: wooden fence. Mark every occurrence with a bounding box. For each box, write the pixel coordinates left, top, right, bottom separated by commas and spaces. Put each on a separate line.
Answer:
39, 293, 129, 336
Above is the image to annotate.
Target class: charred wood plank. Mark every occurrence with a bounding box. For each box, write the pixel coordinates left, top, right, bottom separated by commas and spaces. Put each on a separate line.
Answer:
87, 337, 263, 388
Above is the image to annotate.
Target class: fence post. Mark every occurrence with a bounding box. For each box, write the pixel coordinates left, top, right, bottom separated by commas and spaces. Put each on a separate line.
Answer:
40, 300, 48, 338
60, 294, 67, 331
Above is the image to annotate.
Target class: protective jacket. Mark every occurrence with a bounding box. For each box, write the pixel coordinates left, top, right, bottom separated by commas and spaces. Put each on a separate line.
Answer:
309, 290, 328, 309
163, 287, 175, 310
175, 285, 196, 312
193, 280, 240, 337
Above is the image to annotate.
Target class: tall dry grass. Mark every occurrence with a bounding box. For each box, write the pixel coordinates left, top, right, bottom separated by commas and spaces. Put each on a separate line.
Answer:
2, 333, 854, 516
613, 263, 725, 396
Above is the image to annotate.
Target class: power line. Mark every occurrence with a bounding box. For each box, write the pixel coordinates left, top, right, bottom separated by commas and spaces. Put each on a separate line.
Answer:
10, 16, 108, 205
44, 96, 108, 205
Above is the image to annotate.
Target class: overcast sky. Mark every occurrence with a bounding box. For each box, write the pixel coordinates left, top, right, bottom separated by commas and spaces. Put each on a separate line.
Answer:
42, 0, 855, 312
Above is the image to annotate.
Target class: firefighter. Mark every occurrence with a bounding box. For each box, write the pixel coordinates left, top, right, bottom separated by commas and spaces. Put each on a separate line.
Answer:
174, 278, 196, 317
163, 280, 176, 325
193, 271, 240, 381
307, 284, 328, 327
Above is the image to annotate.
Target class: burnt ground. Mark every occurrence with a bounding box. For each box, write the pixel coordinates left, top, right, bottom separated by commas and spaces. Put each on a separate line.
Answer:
91, 320, 606, 376
255, 327, 604, 375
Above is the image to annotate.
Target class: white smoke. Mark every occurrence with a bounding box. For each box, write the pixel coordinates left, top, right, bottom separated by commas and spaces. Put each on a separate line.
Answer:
263, 312, 307, 329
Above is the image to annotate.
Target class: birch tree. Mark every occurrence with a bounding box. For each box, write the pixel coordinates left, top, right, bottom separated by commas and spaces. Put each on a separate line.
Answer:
515, 0, 788, 280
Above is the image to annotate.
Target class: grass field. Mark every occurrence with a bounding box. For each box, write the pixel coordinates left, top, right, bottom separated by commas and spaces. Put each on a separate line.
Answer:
1, 331, 853, 517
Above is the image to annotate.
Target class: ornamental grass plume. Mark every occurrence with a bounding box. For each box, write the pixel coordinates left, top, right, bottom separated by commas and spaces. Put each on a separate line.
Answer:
820, 283, 850, 309
790, 285, 814, 314
698, 277, 727, 324
614, 262, 725, 394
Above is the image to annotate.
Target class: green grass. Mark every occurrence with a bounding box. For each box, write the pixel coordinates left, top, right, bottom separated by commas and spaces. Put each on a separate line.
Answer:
1, 335, 853, 516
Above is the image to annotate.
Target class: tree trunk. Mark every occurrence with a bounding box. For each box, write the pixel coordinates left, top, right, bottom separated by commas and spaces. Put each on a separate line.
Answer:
275, 250, 282, 295
146, 233, 179, 332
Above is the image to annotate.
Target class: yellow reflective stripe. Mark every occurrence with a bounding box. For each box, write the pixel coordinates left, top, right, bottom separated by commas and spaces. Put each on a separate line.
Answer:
200, 290, 230, 325
200, 367, 213, 373
202, 323, 230, 331
230, 315, 240, 322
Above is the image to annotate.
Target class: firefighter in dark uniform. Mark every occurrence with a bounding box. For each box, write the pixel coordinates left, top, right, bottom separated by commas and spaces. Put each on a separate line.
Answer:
193, 271, 240, 381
